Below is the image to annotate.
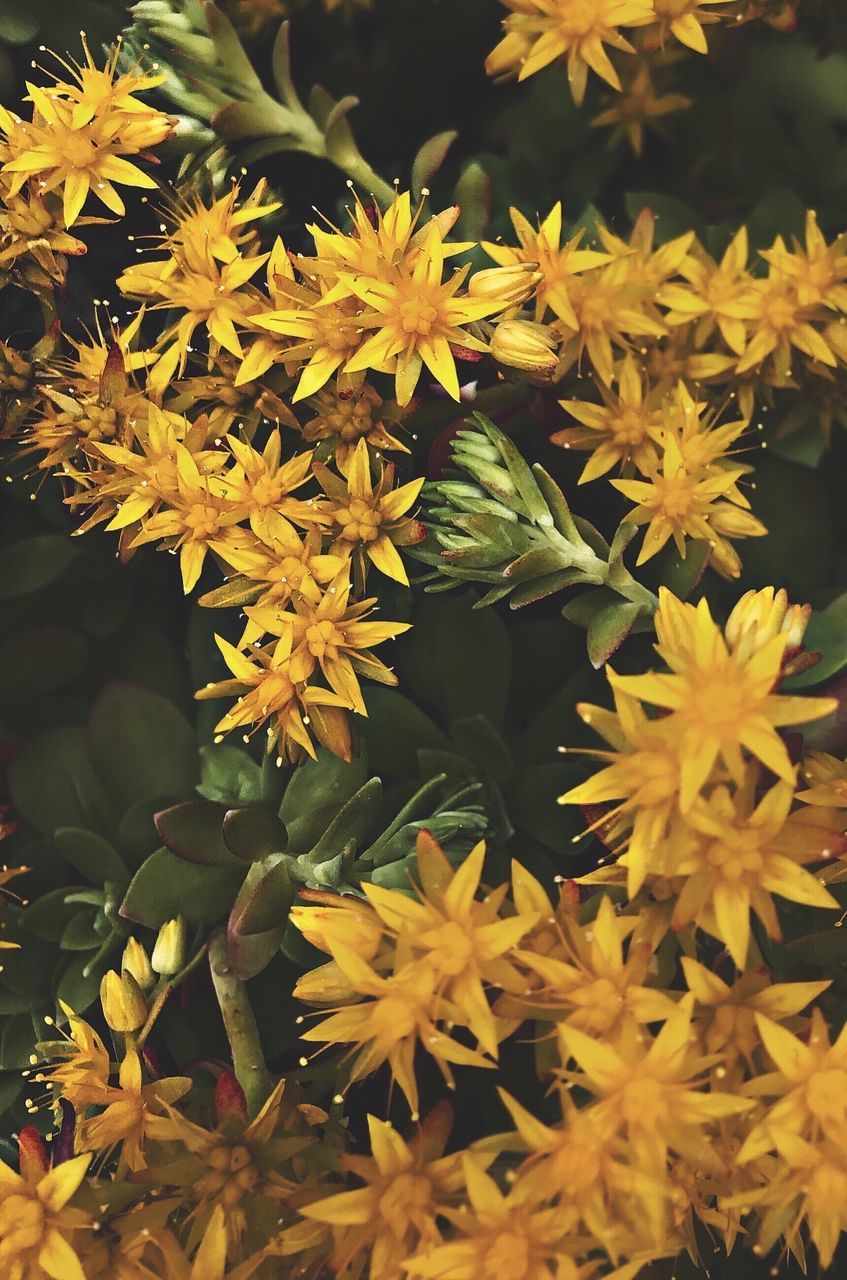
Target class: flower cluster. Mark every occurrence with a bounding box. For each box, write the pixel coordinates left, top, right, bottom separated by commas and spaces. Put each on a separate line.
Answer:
561, 585, 839, 966
0, 37, 171, 295
487, 0, 800, 104
484, 206, 847, 572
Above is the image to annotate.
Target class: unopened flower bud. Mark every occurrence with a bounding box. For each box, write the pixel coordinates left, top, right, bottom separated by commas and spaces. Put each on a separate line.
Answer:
122, 938, 155, 992
151, 915, 186, 976
490, 319, 558, 378
726, 586, 811, 659
469, 263, 539, 308
100, 969, 147, 1033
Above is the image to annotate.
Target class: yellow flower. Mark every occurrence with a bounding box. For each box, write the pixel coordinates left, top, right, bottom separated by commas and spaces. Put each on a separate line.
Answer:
608, 588, 836, 809
735, 266, 836, 377
559, 997, 753, 1177
496, 1088, 635, 1249
645, 0, 735, 54
203, 526, 345, 645
611, 428, 764, 575
739, 1008, 847, 1159
245, 568, 411, 715
734, 1132, 847, 1268
505, 892, 676, 1032
0, 1151, 93, 1280
361, 838, 536, 1055
551, 354, 664, 481
683, 957, 829, 1072
663, 770, 837, 968
759, 210, 847, 311
300, 1106, 462, 1280
315, 437, 425, 586
301, 379, 410, 473
567, 256, 668, 386
248, 274, 368, 401
591, 58, 691, 155
249, 193, 486, 405
289, 888, 384, 961
340, 223, 502, 404
306, 188, 466, 286
215, 431, 324, 546
0, 185, 87, 280
1, 40, 171, 227
483, 203, 610, 329
154, 1205, 268, 1280
79, 1048, 191, 1172
196, 635, 354, 763
658, 226, 755, 357
296, 945, 493, 1119
34, 1002, 111, 1109
558, 686, 684, 895
486, 0, 657, 106
405, 1153, 642, 1280
42, 34, 170, 130
99, 968, 148, 1032
145, 1079, 303, 1252
129, 444, 241, 592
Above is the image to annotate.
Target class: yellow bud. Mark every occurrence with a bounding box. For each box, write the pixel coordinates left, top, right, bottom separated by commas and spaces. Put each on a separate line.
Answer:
122, 937, 155, 992
151, 915, 186, 977
490, 319, 558, 378
100, 969, 147, 1033
468, 263, 539, 308
726, 586, 811, 658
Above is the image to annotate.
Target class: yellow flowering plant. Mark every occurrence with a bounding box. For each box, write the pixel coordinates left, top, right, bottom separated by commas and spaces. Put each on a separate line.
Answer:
1, 2, 847, 1278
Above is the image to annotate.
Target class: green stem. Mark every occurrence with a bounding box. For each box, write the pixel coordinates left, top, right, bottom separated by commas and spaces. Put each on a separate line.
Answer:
609, 572, 659, 615
208, 927, 273, 1118
333, 152, 395, 208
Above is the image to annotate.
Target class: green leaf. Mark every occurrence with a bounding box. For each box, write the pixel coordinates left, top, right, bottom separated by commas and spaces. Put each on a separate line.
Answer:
55, 952, 106, 1014
59, 911, 102, 952
280, 748, 369, 849
197, 744, 264, 807
586, 601, 644, 668
227, 857, 294, 980
412, 130, 457, 199
296, 779, 383, 866
409, 592, 512, 726
155, 801, 244, 867
505, 762, 584, 855
448, 716, 513, 783
117, 795, 180, 868
8, 729, 116, 836
0, 535, 78, 600
0, 1015, 35, 1070
454, 161, 492, 239
53, 829, 129, 891
87, 682, 198, 810
361, 688, 451, 779
20, 889, 79, 943
222, 808, 288, 862
121, 849, 245, 929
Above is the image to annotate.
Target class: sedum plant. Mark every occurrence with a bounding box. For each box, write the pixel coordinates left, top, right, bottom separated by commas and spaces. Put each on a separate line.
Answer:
1, 2, 847, 1278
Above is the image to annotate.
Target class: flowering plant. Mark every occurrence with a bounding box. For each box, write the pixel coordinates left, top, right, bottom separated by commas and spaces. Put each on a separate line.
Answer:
1, 1, 847, 1277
